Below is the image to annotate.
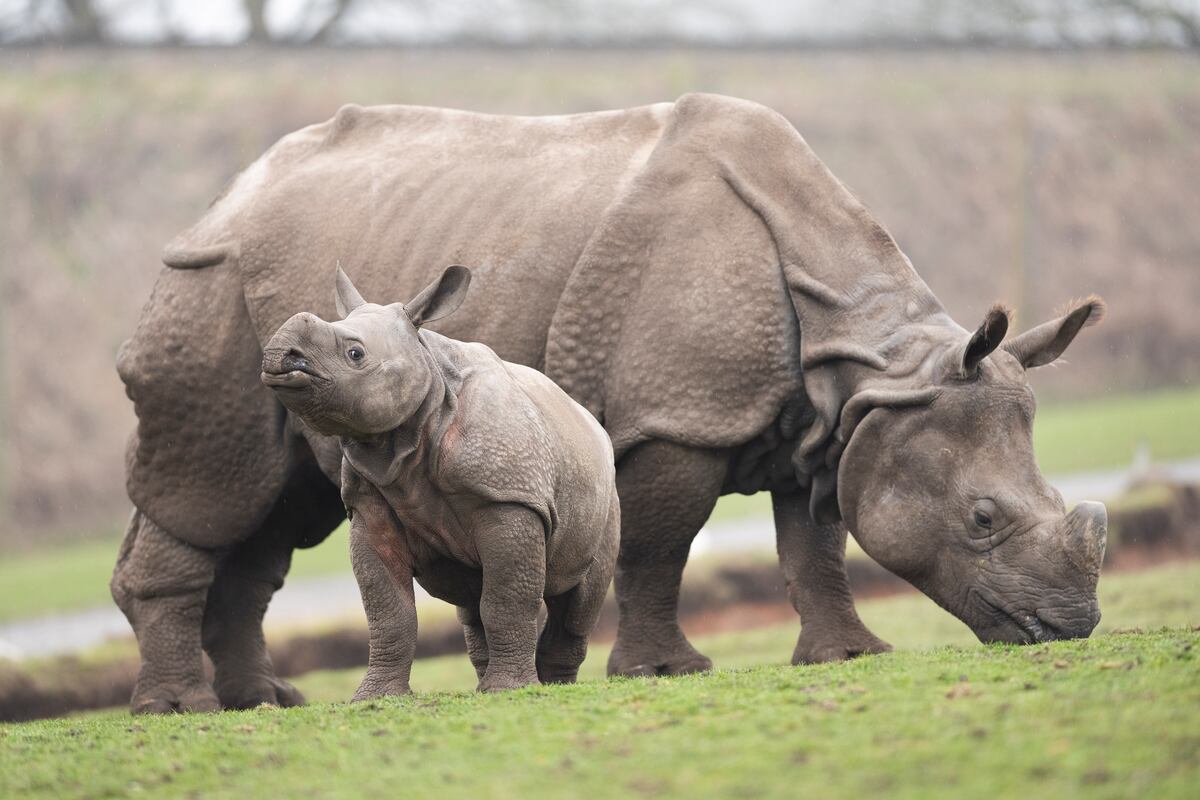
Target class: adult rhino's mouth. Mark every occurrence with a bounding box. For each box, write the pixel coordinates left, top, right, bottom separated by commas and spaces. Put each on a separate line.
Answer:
969, 588, 1069, 645
261, 349, 326, 389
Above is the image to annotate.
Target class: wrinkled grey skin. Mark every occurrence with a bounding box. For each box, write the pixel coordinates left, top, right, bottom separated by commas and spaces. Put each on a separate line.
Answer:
114, 94, 1106, 713
260, 266, 619, 695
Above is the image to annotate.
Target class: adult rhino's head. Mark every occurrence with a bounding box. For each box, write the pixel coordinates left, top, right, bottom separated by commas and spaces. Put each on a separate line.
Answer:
260, 266, 471, 438
835, 298, 1108, 645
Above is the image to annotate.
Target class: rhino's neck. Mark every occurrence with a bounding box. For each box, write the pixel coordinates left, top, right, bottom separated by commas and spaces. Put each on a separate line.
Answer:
341, 348, 460, 488
719, 111, 965, 520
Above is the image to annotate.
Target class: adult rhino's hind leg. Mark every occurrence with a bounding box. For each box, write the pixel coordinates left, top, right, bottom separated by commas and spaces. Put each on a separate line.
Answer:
116, 261, 299, 712
772, 491, 891, 664
607, 440, 728, 678
111, 511, 219, 714
201, 461, 343, 709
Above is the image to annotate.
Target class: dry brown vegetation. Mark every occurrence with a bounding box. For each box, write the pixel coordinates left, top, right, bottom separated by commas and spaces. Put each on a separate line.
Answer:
1, 48, 1198, 545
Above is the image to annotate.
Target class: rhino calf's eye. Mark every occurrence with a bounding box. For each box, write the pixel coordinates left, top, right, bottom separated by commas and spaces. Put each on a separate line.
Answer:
348, 346, 365, 362
974, 510, 993, 529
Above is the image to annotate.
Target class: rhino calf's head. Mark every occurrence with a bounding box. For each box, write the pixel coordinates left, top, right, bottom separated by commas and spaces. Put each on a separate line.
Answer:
837, 298, 1108, 645
260, 266, 471, 438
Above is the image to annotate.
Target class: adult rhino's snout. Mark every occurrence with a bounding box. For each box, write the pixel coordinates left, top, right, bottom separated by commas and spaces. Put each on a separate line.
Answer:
1024, 500, 1107, 643
1065, 500, 1108, 578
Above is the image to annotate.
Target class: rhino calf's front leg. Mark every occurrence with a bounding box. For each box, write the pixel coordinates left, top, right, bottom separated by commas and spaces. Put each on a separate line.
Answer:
349, 498, 418, 701
473, 504, 546, 692
772, 490, 891, 664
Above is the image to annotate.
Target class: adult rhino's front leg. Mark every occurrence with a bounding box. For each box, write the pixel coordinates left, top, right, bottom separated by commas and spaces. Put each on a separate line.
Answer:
111, 511, 220, 714
772, 491, 891, 664
607, 440, 728, 678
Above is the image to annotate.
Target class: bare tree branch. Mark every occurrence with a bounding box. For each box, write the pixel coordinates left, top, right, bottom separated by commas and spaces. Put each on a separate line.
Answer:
1104, 0, 1200, 48
308, 0, 355, 43
243, 0, 270, 42
60, 0, 107, 42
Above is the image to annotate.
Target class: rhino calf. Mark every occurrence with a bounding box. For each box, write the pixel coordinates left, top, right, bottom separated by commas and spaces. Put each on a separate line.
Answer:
261, 266, 619, 695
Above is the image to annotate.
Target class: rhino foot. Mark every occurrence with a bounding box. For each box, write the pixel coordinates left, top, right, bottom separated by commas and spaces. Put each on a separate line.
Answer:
535, 663, 581, 684
131, 681, 221, 715
477, 670, 540, 693
791, 627, 892, 665
215, 676, 305, 710
351, 673, 412, 702
607, 645, 713, 678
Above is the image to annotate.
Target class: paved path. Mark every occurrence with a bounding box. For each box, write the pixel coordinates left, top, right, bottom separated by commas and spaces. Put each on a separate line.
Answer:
4, 457, 1198, 660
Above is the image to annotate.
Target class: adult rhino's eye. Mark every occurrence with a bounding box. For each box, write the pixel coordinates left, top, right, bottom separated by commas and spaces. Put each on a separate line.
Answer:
347, 346, 365, 363
973, 510, 993, 529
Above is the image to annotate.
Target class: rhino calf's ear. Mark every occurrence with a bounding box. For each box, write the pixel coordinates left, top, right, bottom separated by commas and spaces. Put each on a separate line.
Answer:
1003, 295, 1106, 369
406, 265, 472, 327
960, 304, 1011, 376
335, 266, 368, 318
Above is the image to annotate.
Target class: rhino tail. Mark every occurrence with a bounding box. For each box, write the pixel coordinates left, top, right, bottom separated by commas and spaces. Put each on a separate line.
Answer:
162, 240, 235, 269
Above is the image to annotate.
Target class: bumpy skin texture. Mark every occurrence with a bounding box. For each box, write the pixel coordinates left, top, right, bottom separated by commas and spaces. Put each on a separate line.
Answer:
261, 269, 619, 695
117, 94, 1108, 712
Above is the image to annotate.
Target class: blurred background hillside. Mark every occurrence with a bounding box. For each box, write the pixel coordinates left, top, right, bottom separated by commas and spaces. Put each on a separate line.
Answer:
0, 2, 1198, 547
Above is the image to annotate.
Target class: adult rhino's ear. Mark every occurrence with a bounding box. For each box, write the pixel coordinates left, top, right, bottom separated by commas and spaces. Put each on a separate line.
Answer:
334, 266, 367, 318
959, 304, 1011, 376
1003, 295, 1106, 369
406, 265, 472, 327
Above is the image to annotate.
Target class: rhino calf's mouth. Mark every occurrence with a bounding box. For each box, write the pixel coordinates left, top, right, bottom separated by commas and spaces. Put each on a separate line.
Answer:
261, 348, 324, 389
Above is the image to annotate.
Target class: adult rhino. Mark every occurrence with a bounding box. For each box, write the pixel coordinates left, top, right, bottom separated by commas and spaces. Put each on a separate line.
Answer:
114, 93, 1108, 714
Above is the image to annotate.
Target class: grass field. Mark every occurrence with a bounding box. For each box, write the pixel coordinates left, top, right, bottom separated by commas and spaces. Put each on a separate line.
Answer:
1, 385, 1197, 624
2, 562, 1197, 799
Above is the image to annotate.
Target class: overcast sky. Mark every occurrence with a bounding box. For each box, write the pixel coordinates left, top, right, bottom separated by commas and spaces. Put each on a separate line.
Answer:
3, 0, 1198, 46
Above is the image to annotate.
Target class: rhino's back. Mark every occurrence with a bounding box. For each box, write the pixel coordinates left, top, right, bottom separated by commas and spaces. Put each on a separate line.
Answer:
167, 102, 673, 369
433, 336, 614, 544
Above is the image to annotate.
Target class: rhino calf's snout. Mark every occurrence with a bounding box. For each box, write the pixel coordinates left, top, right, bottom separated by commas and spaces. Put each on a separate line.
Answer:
281, 349, 311, 373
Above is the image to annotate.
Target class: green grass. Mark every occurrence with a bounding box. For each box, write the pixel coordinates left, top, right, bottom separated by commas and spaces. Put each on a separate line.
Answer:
1, 386, 1197, 623
0, 538, 129, 624
3, 562, 1197, 800
1031, 386, 1200, 475
0, 525, 356, 624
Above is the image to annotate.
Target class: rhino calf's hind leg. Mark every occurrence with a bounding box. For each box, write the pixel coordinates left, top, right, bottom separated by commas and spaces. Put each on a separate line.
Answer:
111, 511, 220, 714
607, 441, 728, 678
201, 535, 304, 709
457, 605, 490, 680
474, 505, 546, 692
537, 492, 620, 684
772, 491, 891, 664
